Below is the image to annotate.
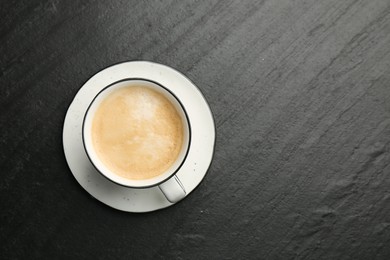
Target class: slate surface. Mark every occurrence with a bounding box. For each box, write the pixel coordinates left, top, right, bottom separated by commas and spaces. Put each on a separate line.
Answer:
1, 0, 390, 259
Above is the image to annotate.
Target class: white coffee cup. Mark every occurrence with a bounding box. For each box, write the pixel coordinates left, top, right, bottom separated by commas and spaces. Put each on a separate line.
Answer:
82, 78, 191, 203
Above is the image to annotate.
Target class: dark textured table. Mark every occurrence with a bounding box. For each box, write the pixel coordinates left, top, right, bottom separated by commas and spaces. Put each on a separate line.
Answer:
1, 0, 390, 259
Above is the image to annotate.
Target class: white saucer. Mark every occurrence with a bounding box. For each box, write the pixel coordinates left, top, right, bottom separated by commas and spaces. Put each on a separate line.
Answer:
62, 61, 215, 212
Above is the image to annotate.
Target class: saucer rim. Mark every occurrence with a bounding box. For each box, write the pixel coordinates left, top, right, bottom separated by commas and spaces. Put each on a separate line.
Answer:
62, 60, 216, 212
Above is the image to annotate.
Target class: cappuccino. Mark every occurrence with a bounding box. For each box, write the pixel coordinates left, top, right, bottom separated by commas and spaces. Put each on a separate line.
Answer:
91, 85, 184, 180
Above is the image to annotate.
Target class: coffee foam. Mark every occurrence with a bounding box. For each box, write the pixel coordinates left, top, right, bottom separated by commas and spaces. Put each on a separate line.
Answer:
91, 86, 184, 180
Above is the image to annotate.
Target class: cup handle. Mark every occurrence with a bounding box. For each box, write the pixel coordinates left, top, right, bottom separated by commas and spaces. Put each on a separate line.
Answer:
159, 175, 186, 203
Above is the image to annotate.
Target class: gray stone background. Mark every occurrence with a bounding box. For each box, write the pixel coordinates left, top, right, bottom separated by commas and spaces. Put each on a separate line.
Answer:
1, 0, 389, 259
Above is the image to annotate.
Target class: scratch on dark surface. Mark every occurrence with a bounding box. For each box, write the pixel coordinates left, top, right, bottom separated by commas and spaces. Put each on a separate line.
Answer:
307, 23, 324, 36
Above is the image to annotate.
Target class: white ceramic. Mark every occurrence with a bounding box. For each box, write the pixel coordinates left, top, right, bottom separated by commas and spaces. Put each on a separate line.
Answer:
83, 78, 191, 203
63, 61, 215, 212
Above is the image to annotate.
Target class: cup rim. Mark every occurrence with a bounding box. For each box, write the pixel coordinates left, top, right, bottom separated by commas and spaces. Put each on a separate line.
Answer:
82, 78, 192, 189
